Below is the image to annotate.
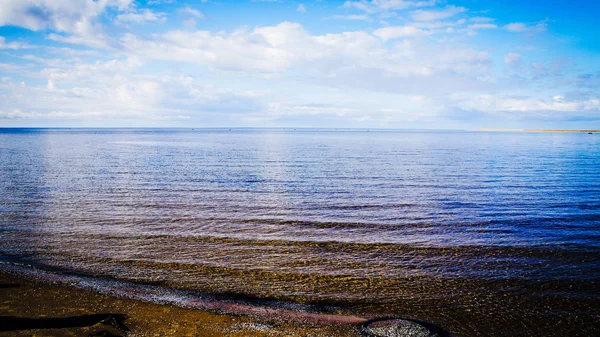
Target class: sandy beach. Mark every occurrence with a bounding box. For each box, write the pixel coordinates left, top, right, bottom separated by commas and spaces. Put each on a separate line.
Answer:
0, 270, 361, 337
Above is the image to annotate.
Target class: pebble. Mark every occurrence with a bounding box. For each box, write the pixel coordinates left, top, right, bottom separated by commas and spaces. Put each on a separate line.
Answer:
360, 318, 441, 337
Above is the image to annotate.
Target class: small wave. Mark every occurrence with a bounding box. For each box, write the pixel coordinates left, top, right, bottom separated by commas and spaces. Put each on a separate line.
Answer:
0, 262, 366, 325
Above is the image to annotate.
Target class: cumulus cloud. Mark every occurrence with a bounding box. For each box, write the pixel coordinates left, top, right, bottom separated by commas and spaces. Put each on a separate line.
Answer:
0, 16, 499, 126
0, 0, 134, 48
120, 22, 383, 73
0, 57, 263, 123
119, 22, 491, 81
0, 0, 594, 127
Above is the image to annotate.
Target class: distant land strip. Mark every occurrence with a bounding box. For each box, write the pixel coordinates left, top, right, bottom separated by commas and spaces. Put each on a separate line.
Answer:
478, 129, 599, 133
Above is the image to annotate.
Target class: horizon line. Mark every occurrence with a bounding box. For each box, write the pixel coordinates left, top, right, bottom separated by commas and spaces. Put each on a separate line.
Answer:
0, 127, 599, 133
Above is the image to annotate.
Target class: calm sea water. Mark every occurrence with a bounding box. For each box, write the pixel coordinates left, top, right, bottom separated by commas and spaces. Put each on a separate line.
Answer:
1, 128, 599, 336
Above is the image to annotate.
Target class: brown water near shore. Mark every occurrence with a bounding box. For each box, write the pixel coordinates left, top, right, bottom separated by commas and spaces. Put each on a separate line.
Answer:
0, 270, 360, 337
3, 233, 599, 336
2, 257, 598, 337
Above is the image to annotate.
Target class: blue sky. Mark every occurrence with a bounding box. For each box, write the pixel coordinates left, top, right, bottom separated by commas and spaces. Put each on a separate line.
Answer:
0, 0, 598, 129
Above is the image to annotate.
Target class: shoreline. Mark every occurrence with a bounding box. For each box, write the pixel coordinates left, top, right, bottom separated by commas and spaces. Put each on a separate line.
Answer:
477, 128, 600, 133
0, 269, 363, 337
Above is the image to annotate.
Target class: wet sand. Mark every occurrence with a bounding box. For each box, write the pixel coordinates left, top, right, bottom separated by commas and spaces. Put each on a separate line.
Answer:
0, 270, 361, 337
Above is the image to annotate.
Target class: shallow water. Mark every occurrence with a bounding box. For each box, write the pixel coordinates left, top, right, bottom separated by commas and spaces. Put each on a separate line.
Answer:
1, 128, 599, 336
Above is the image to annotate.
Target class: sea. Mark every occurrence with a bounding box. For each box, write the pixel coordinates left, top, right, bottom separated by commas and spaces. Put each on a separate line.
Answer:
1, 128, 598, 336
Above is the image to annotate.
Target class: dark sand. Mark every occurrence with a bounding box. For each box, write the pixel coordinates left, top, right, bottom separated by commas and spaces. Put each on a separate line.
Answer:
0, 270, 362, 337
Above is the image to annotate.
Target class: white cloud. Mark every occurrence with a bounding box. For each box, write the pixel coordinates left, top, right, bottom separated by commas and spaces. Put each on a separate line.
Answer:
179, 7, 205, 19
470, 17, 494, 23
583, 99, 600, 111
0, 36, 32, 49
504, 23, 527, 32
373, 26, 428, 40
121, 22, 383, 74
20, 54, 58, 66
434, 48, 490, 75
258, 88, 442, 126
504, 52, 521, 65
0, 63, 29, 74
117, 21, 494, 85
268, 103, 357, 117
183, 19, 197, 28
343, 0, 436, 13
412, 20, 460, 30
451, 94, 600, 117
468, 23, 497, 30
116, 9, 166, 25
411, 6, 466, 21
0, 57, 263, 123
46, 46, 101, 57
332, 14, 372, 21
504, 22, 547, 33
0, 0, 134, 48
46, 79, 56, 90
1, 0, 589, 128
0, 17, 502, 126
47, 32, 109, 49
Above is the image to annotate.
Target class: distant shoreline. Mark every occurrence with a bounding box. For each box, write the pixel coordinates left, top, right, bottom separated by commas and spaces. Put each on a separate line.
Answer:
478, 129, 599, 133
